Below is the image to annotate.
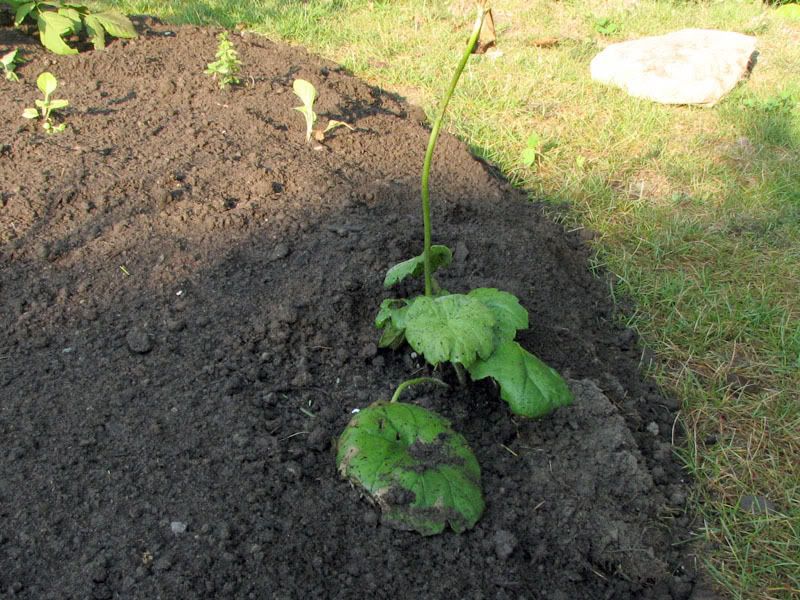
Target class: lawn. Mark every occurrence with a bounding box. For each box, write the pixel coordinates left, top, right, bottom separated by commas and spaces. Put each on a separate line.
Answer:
98, 1, 800, 597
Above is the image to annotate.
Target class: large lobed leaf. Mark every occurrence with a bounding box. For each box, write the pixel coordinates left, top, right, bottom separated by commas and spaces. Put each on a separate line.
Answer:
468, 341, 573, 417
404, 294, 496, 368
337, 401, 484, 535
383, 245, 453, 289
467, 288, 528, 345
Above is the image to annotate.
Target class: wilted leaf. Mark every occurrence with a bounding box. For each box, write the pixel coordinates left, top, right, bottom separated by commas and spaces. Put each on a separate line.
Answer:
337, 401, 484, 535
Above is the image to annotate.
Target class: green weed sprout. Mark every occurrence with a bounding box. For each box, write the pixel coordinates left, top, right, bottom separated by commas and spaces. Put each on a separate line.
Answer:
337, 3, 572, 537
2, 1, 137, 55
22, 72, 68, 133
205, 31, 241, 90
292, 78, 353, 143
2, 48, 23, 82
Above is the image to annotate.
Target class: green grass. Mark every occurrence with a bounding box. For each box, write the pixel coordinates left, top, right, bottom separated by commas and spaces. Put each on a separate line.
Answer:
98, 0, 800, 597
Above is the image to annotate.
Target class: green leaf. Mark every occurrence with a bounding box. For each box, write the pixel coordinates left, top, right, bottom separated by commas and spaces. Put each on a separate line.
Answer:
467, 288, 528, 345
293, 78, 317, 107
36, 71, 58, 96
14, 2, 35, 27
384, 245, 453, 289
37, 13, 78, 55
92, 10, 138, 39
404, 294, 496, 368
337, 401, 484, 535
776, 4, 800, 20
468, 341, 573, 418
521, 147, 538, 167
57, 7, 82, 34
84, 14, 106, 50
48, 99, 69, 110
22, 107, 39, 119
322, 119, 353, 134
375, 298, 409, 349
292, 79, 317, 142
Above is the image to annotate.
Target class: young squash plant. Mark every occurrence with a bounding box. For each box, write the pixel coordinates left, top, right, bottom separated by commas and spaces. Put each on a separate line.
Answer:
337, 3, 573, 536
3, 0, 137, 55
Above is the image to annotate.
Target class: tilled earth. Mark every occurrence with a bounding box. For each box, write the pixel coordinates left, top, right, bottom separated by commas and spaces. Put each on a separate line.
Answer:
1, 17, 709, 600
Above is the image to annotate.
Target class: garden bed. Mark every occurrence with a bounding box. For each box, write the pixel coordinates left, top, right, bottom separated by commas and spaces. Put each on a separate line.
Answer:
1, 18, 707, 599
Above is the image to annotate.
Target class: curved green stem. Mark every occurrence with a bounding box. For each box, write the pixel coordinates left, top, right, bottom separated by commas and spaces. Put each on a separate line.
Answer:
421, 6, 486, 296
391, 377, 449, 404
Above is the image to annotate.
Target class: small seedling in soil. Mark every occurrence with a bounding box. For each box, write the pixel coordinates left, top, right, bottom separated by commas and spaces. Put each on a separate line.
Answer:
292, 78, 353, 143
520, 132, 557, 168
2, 48, 23, 82
3, 0, 137, 55
337, 4, 573, 536
205, 31, 242, 90
22, 71, 68, 133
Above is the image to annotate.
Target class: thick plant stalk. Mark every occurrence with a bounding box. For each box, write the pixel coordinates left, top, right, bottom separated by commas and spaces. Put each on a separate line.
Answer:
420, 6, 486, 296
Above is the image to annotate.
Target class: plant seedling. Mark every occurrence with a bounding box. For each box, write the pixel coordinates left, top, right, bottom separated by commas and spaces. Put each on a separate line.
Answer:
337, 3, 573, 537
205, 31, 242, 90
292, 78, 353, 143
520, 132, 557, 168
2, 48, 23, 82
22, 71, 68, 133
593, 17, 620, 36
2, 0, 137, 55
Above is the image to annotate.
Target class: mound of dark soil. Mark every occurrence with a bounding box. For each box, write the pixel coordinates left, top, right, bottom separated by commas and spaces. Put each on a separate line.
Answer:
1, 18, 703, 599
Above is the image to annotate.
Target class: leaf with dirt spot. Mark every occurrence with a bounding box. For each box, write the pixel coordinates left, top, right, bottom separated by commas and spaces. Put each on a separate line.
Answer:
337, 402, 484, 535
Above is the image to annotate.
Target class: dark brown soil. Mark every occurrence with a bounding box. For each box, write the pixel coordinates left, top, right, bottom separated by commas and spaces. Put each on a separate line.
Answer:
1, 18, 706, 600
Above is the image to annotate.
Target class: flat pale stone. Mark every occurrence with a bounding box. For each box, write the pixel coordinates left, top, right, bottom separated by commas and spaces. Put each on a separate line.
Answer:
590, 29, 757, 106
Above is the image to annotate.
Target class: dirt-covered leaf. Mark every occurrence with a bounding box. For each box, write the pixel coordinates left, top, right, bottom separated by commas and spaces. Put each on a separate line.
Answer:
92, 11, 138, 39
337, 401, 484, 535
404, 294, 496, 368
467, 288, 528, 344
468, 341, 573, 417
37, 12, 78, 55
383, 245, 453, 288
